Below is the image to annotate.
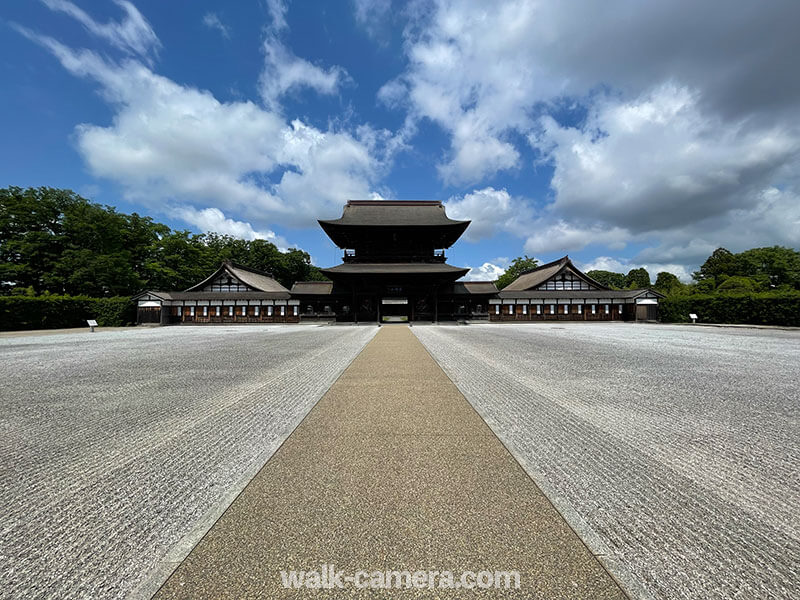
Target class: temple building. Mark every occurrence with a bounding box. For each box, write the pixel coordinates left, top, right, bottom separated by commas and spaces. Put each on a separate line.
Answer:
490, 256, 663, 322
133, 262, 299, 325
292, 200, 496, 322
134, 200, 662, 324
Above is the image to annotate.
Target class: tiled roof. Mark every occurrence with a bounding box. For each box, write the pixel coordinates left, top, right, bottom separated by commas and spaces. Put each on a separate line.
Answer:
321, 262, 470, 276
446, 281, 499, 295
319, 200, 468, 227
138, 291, 291, 300
502, 256, 609, 292
184, 261, 289, 293
291, 281, 334, 295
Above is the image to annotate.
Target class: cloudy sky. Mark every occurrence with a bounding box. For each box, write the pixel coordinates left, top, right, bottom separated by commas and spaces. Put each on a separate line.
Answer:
3, 1, 799, 281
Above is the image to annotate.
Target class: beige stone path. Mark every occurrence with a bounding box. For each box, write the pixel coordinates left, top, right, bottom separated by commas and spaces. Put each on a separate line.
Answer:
155, 325, 625, 599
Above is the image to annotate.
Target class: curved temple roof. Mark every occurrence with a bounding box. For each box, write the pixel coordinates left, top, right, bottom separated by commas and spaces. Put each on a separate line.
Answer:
319, 200, 470, 249
321, 262, 470, 280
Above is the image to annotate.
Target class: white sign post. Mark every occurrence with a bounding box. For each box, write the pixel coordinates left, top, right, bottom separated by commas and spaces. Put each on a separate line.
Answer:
689, 313, 698, 324
87, 319, 98, 333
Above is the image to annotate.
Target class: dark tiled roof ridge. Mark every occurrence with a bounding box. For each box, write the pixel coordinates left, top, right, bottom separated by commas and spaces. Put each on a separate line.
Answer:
222, 260, 276, 279
516, 255, 570, 277
345, 200, 443, 206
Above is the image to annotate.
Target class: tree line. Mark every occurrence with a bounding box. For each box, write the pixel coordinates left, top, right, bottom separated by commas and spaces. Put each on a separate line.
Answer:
587, 246, 800, 295
494, 247, 800, 296
0, 187, 326, 297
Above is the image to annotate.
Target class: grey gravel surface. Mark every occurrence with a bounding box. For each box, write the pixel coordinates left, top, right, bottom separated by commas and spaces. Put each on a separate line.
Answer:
414, 323, 800, 600
0, 325, 377, 600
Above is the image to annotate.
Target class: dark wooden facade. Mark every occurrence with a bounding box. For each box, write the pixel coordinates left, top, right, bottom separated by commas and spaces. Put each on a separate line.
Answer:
133, 262, 299, 325
133, 205, 662, 325
296, 200, 497, 323
490, 257, 664, 322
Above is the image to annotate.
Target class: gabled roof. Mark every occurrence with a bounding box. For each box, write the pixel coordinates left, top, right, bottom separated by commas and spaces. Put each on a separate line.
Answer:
184, 261, 289, 293
291, 281, 334, 295
502, 256, 610, 292
133, 290, 290, 300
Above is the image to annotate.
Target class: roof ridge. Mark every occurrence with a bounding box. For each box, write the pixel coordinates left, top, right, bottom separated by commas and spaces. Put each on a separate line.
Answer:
345, 200, 442, 206
226, 260, 276, 279
516, 255, 569, 277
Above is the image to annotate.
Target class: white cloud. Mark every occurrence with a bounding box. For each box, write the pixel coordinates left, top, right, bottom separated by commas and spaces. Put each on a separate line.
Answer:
202, 13, 230, 39
382, 0, 800, 275
540, 83, 800, 233
577, 256, 692, 283
17, 26, 385, 232
463, 262, 506, 281
445, 187, 529, 241
523, 220, 630, 255
265, 0, 288, 32
259, 0, 347, 110
175, 206, 290, 250
353, 0, 393, 39
41, 0, 159, 63
260, 39, 346, 110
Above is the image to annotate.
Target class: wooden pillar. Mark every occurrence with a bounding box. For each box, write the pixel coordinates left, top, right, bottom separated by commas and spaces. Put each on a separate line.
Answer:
377, 293, 381, 325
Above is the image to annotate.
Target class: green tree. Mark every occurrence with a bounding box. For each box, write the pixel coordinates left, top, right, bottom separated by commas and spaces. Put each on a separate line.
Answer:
625, 267, 651, 289
654, 271, 683, 295
0, 186, 334, 296
692, 247, 738, 282
586, 270, 626, 289
0, 187, 72, 293
716, 276, 767, 293
495, 255, 539, 289
736, 246, 800, 289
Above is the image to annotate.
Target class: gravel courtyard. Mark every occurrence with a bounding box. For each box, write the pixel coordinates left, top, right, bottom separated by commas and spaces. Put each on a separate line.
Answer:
0, 325, 376, 599
414, 323, 800, 600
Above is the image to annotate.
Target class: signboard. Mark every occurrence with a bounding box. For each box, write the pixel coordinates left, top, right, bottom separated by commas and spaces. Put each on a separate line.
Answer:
381, 298, 408, 305
87, 320, 98, 327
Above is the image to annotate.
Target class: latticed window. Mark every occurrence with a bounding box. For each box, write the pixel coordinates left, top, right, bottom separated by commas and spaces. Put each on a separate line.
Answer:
538, 270, 595, 291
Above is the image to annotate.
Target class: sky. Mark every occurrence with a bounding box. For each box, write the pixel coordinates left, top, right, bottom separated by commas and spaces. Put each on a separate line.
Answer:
2, 0, 799, 282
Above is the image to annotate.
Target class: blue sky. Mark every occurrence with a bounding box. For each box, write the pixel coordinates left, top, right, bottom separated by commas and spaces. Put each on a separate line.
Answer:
2, 1, 799, 281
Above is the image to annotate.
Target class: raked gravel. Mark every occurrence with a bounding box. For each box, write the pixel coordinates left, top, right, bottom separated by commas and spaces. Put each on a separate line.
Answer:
0, 325, 377, 600
414, 322, 800, 600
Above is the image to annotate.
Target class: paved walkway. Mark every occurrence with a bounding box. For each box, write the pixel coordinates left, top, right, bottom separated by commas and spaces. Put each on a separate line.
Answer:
155, 326, 625, 599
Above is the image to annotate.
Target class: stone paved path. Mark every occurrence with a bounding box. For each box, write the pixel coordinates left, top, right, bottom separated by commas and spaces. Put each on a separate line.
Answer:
155, 325, 626, 599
